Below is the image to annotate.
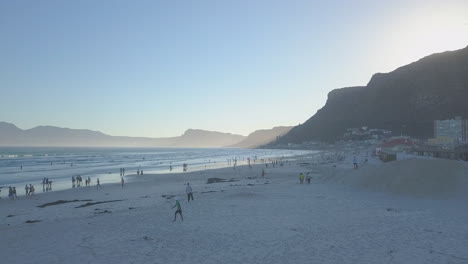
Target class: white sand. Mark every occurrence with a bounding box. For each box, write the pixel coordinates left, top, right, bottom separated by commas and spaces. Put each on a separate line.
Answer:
1, 158, 468, 264
318, 158, 468, 198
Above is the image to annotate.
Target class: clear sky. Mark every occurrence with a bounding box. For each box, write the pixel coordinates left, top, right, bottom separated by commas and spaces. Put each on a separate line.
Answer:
1, 0, 467, 137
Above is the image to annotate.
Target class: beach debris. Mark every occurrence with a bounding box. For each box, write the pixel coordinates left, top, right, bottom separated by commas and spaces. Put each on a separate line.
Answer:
161, 194, 175, 199
130, 236, 154, 242
37, 199, 93, 208
201, 191, 217, 194
206, 178, 239, 184
25, 220, 42, 224
75, 200, 124, 208
94, 210, 111, 215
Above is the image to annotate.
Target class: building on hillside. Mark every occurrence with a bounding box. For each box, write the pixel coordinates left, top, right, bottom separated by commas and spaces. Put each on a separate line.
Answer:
342, 127, 392, 141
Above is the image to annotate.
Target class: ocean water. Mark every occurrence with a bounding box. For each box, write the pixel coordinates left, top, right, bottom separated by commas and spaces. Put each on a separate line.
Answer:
0, 147, 314, 196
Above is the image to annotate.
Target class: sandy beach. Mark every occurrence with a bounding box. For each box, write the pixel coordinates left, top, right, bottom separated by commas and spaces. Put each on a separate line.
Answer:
1, 154, 468, 264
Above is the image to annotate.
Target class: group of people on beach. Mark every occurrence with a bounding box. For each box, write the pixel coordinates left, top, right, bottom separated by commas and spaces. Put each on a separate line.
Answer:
137, 169, 144, 175
71, 175, 94, 188
72, 175, 90, 187
172, 182, 195, 221
7, 186, 18, 199
24, 184, 36, 197
42, 177, 53, 191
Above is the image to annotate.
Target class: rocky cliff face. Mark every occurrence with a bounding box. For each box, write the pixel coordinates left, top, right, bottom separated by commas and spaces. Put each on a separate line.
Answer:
279, 45, 468, 143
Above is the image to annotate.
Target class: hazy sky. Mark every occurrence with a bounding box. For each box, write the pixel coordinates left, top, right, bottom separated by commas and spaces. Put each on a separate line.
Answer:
1, 0, 468, 137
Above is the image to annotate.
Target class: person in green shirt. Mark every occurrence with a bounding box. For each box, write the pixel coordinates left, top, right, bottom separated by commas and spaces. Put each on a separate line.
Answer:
172, 198, 184, 221
299, 173, 305, 184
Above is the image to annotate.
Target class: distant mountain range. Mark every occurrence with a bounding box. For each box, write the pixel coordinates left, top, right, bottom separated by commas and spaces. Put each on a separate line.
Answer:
229, 126, 292, 148
276, 45, 468, 143
0, 122, 290, 148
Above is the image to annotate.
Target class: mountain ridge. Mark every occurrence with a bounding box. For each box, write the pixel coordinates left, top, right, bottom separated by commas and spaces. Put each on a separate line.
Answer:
0, 122, 292, 148
0, 122, 246, 148
276, 45, 468, 143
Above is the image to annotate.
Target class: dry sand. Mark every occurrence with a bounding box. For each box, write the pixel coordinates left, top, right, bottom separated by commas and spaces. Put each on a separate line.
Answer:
1, 156, 467, 264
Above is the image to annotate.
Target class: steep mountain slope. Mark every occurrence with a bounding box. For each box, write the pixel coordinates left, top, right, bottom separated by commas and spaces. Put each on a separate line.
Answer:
279, 45, 468, 143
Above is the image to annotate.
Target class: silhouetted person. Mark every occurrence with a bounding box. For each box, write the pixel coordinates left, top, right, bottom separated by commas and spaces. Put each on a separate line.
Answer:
186, 183, 194, 202
172, 198, 183, 221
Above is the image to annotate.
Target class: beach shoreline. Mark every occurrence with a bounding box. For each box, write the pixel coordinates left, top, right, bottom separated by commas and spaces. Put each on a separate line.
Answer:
1, 153, 467, 264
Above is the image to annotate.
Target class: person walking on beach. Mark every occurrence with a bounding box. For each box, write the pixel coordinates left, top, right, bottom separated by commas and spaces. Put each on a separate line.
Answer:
306, 173, 311, 184
12, 187, 18, 199
121, 177, 125, 189
25, 184, 29, 197
262, 169, 265, 178
47, 178, 52, 190
8, 187, 14, 199
29, 184, 35, 196
353, 156, 358, 169
186, 183, 194, 202
96, 178, 101, 189
299, 173, 305, 184
172, 198, 183, 221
